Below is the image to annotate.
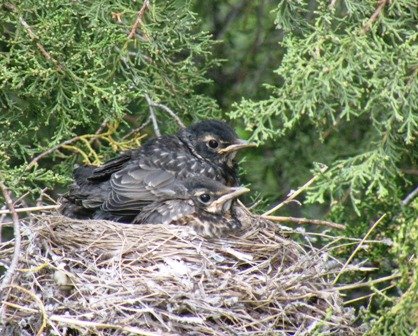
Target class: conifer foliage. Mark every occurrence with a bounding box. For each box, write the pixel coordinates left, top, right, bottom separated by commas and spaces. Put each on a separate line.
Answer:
0, 0, 220, 195
228, 1, 417, 334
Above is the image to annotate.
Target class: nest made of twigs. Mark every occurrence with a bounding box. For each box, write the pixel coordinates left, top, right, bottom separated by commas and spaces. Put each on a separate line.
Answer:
1, 210, 361, 335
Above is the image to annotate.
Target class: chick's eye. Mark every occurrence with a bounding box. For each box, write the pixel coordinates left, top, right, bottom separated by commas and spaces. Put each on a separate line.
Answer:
208, 139, 219, 149
199, 194, 211, 203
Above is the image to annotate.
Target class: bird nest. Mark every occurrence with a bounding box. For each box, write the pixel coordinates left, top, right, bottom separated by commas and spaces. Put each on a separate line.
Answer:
1, 211, 361, 335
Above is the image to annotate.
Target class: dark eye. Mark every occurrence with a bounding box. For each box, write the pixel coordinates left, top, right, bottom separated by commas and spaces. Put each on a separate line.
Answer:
199, 194, 211, 203
208, 139, 219, 149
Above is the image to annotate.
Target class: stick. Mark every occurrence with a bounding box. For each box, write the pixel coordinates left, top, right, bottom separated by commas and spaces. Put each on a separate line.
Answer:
262, 165, 328, 216
145, 94, 161, 136
337, 272, 401, 291
0, 204, 59, 215
333, 214, 386, 284
262, 215, 345, 230
4, 3, 63, 72
0, 182, 22, 323
128, 0, 150, 39
402, 185, 418, 206
50, 315, 167, 336
362, 0, 389, 33
150, 102, 185, 128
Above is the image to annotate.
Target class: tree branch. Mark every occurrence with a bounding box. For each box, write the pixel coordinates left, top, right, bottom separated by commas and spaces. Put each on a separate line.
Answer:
333, 214, 386, 284
145, 94, 161, 136
262, 215, 345, 230
0, 205, 59, 216
362, 0, 389, 33
4, 3, 64, 72
0, 182, 22, 315
149, 102, 185, 128
128, 0, 150, 39
262, 165, 328, 216
402, 185, 418, 206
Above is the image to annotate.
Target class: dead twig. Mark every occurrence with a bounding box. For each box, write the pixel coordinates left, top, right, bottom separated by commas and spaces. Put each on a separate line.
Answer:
0, 205, 59, 216
262, 215, 345, 230
0, 182, 22, 320
26, 135, 91, 170
128, 0, 150, 39
26, 123, 142, 169
402, 185, 418, 206
122, 117, 152, 140
4, 285, 48, 336
4, 3, 64, 72
333, 214, 386, 284
145, 94, 161, 136
150, 102, 185, 128
262, 165, 328, 216
337, 272, 401, 291
49, 315, 167, 336
362, 0, 389, 33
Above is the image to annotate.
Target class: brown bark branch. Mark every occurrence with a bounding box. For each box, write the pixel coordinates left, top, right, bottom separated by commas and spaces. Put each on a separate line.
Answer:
0, 204, 59, 215
262, 165, 328, 216
362, 0, 389, 33
128, 0, 150, 39
262, 215, 346, 230
4, 3, 64, 72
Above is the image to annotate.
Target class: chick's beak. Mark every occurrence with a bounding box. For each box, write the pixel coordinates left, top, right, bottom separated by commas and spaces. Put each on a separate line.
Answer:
219, 139, 257, 154
210, 186, 250, 210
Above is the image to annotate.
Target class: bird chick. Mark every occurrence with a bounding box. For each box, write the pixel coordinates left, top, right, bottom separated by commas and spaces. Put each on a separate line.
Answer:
134, 177, 250, 238
60, 120, 255, 220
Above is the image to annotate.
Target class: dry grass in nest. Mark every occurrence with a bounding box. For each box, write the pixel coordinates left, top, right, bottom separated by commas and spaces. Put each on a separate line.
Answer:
0, 211, 362, 335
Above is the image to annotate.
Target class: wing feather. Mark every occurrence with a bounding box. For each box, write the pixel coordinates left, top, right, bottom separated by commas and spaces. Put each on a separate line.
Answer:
134, 200, 194, 224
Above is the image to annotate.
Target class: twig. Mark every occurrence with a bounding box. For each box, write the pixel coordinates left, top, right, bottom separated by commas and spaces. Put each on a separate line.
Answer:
262, 215, 345, 230
89, 119, 109, 145
0, 204, 59, 215
150, 102, 185, 128
26, 128, 117, 169
145, 94, 161, 136
4, 285, 48, 336
0, 182, 22, 321
402, 185, 418, 206
343, 283, 397, 305
49, 315, 168, 336
128, 0, 150, 39
333, 214, 386, 284
337, 272, 401, 291
26, 135, 88, 170
362, 0, 389, 33
262, 165, 328, 216
4, 3, 63, 72
122, 117, 152, 140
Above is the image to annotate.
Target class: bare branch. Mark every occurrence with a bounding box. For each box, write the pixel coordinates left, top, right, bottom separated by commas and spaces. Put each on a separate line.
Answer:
4, 3, 64, 72
262, 165, 328, 216
402, 185, 418, 206
0, 205, 59, 216
26, 135, 90, 170
128, 0, 150, 39
333, 214, 386, 284
262, 215, 346, 230
0, 182, 22, 317
150, 102, 185, 128
337, 272, 401, 291
362, 0, 389, 33
145, 94, 161, 136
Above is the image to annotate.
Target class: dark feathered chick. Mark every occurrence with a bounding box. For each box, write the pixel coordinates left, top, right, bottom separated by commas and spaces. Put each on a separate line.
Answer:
132, 177, 250, 237
60, 120, 255, 220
